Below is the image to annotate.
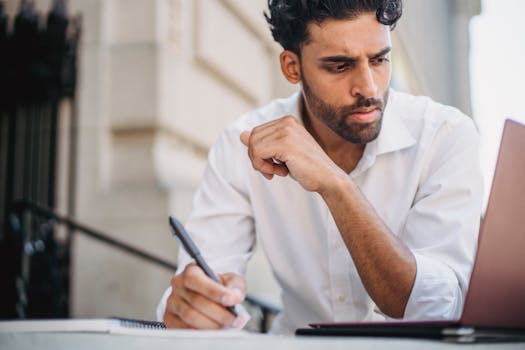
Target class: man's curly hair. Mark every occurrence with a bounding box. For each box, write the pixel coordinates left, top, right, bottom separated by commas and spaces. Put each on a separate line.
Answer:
265, 0, 402, 54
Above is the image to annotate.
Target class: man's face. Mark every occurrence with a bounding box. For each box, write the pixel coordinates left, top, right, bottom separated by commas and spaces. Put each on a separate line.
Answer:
298, 13, 392, 144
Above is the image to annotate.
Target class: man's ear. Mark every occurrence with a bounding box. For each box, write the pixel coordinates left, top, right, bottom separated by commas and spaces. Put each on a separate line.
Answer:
279, 50, 302, 84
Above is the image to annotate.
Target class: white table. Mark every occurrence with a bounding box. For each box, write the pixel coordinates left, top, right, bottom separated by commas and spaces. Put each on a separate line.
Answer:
2, 331, 525, 350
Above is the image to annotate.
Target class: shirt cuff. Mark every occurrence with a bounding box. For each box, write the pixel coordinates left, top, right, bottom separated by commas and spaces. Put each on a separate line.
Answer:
403, 252, 463, 320
156, 286, 172, 322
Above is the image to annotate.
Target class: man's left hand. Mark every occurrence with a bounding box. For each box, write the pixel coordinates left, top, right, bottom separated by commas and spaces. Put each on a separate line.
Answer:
240, 115, 345, 194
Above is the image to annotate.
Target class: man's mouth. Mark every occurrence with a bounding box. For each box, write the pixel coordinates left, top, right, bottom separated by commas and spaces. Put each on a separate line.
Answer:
349, 107, 380, 123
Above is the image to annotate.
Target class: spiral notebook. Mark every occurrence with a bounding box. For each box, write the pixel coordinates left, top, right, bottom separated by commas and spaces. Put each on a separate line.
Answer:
0, 317, 247, 337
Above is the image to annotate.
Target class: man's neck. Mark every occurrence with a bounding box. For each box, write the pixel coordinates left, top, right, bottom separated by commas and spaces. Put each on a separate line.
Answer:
300, 98, 365, 174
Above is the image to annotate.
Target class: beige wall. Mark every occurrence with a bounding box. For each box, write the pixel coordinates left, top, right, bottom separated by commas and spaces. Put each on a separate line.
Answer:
4, 0, 478, 320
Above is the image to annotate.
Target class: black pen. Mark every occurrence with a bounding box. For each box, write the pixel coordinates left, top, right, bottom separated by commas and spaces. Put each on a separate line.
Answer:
169, 216, 238, 317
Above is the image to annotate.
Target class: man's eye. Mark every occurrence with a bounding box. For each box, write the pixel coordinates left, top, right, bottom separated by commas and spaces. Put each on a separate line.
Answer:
372, 57, 390, 65
328, 63, 349, 72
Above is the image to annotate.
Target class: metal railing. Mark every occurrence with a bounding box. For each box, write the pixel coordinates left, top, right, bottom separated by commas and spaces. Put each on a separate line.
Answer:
10, 200, 280, 332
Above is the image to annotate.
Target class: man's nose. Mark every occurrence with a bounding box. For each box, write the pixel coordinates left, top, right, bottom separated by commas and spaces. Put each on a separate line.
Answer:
350, 64, 378, 99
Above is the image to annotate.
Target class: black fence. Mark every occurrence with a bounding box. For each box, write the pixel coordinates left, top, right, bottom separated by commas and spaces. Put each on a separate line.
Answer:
0, 0, 81, 319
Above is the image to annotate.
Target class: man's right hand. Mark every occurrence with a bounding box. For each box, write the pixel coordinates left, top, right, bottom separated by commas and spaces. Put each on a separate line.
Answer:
163, 263, 247, 329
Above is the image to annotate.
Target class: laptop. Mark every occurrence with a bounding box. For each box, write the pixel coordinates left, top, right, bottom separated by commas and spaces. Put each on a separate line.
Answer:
296, 119, 525, 342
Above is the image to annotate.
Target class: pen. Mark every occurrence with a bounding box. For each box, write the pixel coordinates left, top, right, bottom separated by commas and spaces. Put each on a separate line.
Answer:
169, 216, 238, 317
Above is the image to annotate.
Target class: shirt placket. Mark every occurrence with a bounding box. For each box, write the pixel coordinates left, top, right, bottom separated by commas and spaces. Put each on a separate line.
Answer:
326, 212, 354, 321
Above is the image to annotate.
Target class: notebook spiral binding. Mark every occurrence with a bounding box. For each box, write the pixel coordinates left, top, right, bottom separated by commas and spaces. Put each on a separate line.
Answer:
112, 317, 166, 330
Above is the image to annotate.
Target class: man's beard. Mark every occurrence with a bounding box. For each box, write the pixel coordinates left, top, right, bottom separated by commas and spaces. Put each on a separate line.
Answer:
302, 76, 388, 145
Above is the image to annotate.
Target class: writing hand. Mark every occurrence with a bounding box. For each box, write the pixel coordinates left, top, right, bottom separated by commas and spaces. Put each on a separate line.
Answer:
164, 263, 246, 329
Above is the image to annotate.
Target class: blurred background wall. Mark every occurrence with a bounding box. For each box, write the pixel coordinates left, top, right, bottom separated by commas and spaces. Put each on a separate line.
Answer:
1, 0, 481, 321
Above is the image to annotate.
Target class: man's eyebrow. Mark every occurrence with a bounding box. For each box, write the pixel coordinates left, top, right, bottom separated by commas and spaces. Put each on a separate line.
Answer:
370, 47, 392, 59
318, 56, 356, 64
318, 47, 392, 64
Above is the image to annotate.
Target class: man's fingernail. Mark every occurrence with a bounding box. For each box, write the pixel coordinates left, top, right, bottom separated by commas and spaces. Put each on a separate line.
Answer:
231, 287, 243, 298
232, 317, 243, 329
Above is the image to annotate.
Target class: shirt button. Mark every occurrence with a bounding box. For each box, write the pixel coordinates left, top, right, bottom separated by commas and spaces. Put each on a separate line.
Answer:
334, 242, 343, 250
338, 295, 347, 303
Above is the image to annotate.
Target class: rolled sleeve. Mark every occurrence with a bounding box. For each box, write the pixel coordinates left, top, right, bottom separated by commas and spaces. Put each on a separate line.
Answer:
404, 253, 462, 320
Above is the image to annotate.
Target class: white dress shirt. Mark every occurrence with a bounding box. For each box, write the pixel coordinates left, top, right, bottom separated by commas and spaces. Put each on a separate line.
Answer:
158, 89, 483, 334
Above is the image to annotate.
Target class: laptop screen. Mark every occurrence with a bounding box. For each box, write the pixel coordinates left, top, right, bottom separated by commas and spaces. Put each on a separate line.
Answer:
461, 119, 525, 329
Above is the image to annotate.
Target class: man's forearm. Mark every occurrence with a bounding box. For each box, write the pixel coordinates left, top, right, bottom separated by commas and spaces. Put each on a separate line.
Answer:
320, 173, 416, 318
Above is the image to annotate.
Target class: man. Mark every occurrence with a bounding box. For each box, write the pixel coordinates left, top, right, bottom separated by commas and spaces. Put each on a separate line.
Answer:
158, 0, 483, 334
